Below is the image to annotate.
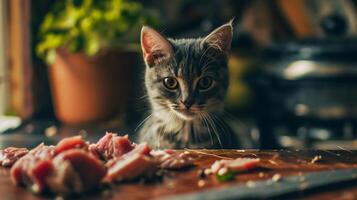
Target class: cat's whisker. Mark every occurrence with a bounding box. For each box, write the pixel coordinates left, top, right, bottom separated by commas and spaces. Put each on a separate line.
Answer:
158, 110, 176, 148
200, 113, 214, 146
203, 113, 221, 147
206, 113, 223, 148
191, 122, 198, 145
222, 110, 249, 130
194, 120, 202, 144
135, 105, 151, 112
138, 94, 149, 100
211, 113, 230, 142
134, 114, 152, 132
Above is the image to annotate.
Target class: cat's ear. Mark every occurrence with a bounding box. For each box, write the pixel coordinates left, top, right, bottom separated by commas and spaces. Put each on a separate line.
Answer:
202, 20, 233, 53
141, 26, 173, 66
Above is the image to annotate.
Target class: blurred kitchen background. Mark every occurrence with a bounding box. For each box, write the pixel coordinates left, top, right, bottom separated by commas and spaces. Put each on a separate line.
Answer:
0, 0, 357, 149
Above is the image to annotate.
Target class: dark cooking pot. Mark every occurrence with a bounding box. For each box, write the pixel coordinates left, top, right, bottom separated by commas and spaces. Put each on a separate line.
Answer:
248, 38, 357, 149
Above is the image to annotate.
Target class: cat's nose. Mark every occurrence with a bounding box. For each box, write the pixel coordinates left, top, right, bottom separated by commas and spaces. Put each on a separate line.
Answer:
181, 100, 194, 109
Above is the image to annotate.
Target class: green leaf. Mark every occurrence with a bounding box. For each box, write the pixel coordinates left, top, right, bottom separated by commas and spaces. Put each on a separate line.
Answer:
36, 0, 160, 62
216, 170, 237, 182
46, 49, 57, 64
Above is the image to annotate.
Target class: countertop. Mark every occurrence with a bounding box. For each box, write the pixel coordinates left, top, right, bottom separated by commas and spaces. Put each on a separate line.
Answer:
0, 149, 357, 199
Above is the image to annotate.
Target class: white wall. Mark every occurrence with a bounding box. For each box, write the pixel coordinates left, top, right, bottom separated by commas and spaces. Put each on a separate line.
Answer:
0, 0, 7, 115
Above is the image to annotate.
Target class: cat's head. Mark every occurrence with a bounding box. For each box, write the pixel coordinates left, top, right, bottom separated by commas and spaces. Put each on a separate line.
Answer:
141, 22, 233, 121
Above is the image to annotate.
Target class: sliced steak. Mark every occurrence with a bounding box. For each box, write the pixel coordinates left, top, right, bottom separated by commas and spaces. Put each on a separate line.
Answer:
104, 143, 155, 182
7, 133, 188, 194
89, 132, 134, 161
10, 144, 55, 193
46, 149, 106, 194
122, 142, 151, 157
104, 154, 155, 182
0, 147, 29, 167
55, 136, 88, 154
11, 141, 105, 195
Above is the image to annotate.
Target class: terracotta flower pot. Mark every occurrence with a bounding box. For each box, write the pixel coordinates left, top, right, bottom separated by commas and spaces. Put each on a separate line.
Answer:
48, 48, 138, 125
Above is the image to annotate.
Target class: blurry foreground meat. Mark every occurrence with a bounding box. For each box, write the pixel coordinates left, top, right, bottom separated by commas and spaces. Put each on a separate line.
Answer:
1, 133, 194, 195
89, 133, 134, 161
104, 143, 155, 182
0, 147, 29, 167
11, 137, 106, 194
11, 144, 56, 193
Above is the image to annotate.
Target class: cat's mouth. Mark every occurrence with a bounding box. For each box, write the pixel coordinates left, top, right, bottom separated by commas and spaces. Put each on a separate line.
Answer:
171, 108, 199, 120
168, 103, 204, 120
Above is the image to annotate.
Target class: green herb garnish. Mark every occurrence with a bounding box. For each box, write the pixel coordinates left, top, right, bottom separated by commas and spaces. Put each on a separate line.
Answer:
216, 170, 237, 182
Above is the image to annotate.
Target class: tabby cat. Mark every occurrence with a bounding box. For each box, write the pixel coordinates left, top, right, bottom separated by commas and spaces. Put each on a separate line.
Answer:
138, 21, 239, 149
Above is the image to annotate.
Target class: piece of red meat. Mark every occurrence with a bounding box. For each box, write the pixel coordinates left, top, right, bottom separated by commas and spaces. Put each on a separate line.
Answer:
88, 144, 101, 159
210, 158, 260, 174
29, 160, 54, 193
104, 143, 154, 182
104, 154, 155, 182
105, 142, 151, 168
9, 134, 160, 194
112, 134, 135, 157
11, 140, 106, 194
122, 142, 151, 157
46, 149, 106, 194
11, 144, 55, 193
89, 132, 134, 160
0, 147, 29, 167
151, 150, 194, 169
55, 136, 88, 154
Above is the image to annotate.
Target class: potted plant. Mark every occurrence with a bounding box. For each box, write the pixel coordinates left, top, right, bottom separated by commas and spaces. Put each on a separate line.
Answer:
36, 0, 158, 125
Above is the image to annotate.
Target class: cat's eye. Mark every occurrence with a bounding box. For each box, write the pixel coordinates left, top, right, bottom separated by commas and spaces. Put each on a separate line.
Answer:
163, 77, 178, 90
198, 76, 213, 90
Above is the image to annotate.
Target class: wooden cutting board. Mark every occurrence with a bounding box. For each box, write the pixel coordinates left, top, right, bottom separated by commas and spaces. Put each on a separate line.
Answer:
1, 150, 357, 200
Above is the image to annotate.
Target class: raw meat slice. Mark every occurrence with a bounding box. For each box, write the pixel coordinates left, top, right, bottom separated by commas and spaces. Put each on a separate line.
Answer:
11, 142, 105, 194
88, 133, 113, 160
123, 142, 151, 157
46, 149, 106, 194
151, 150, 193, 169
55, 136, 88, 154
89, 132, 134, 160
46, 157, 82, 194
10, 144, 55, 193
104, 143, 154, 182
112, 135, 135, 157
29, 160, 54, 193
7, 133, 200, 195
104, 154, 155, 182
0, 147, 28, 167
105, 142, 151, 168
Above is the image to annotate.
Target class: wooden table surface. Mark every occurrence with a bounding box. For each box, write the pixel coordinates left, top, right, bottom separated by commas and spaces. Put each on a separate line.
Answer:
1, 149, 357, 200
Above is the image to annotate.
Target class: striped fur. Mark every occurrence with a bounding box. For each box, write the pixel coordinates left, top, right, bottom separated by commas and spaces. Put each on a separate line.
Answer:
138, 22, 239, 149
